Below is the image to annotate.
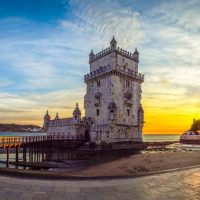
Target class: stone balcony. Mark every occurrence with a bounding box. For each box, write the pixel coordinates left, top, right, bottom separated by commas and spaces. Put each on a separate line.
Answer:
84, 64, 144, 82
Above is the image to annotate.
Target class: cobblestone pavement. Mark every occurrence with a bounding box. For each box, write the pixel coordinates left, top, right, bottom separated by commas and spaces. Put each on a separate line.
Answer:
0, 167, 200, 200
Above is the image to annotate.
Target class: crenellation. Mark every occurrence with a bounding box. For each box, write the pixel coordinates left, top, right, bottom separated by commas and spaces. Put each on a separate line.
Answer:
84, 65, 144, 83
90, 44, 140, 64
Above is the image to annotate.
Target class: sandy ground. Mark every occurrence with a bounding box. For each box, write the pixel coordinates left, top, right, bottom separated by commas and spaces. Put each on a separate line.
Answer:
60, 151, 200, 177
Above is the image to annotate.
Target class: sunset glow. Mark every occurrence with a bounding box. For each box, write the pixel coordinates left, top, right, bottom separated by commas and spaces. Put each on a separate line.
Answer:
0, 0, 200, 134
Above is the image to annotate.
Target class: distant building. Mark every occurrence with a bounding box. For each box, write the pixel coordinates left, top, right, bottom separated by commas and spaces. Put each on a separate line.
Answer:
43, 37, 144, 144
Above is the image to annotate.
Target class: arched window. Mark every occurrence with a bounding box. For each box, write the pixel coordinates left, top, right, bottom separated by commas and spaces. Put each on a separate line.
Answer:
97, 109, 100, 116
97, 80, 100, 87
123, 63, 128, 71
126, 80, 130, 88
127, 109, 130, 116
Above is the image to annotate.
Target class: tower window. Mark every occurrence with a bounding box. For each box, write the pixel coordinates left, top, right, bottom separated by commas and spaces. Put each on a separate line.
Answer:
97, 80, 100, 87
110, 109, 113, 113
126, 80, 130, 88
127, 109, 130, 116
97, 109, 100, 116
75, 115, 77, 120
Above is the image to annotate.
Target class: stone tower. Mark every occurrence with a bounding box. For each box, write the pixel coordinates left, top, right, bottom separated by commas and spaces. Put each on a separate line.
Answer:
84, 37, 144, 144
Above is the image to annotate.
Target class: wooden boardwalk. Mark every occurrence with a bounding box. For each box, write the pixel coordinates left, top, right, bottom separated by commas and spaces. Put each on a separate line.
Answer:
0, 135, 87, 168
0, 135, 86, 148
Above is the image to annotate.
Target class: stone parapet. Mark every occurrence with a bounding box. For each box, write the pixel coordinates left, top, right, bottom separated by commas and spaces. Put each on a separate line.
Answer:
90, 46, 138, 63
84, 65, 144, 82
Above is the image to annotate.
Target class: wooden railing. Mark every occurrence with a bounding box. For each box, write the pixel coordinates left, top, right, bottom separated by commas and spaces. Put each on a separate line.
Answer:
0, 135, 86, 148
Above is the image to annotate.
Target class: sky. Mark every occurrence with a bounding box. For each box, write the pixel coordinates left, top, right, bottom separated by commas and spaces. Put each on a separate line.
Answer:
0, 0, 200, 134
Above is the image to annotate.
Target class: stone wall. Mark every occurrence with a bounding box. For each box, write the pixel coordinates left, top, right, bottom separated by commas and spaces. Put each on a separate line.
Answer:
90, 124, 142, 144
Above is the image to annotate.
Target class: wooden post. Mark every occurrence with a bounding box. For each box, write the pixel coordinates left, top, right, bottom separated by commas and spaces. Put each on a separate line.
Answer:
29, 147, 33, 162
23, 146, 26, 162
23, 146, 26, 169
15, 146, 19, 169
33, 147, 36, 162
37, 146, 40, 162
6, 147, 9, 168
28, 147, 31, 162
41, 147, 44, 162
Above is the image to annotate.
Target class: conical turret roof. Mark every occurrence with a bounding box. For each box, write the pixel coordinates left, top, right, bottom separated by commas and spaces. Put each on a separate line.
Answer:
89, 49, 94, 55
110, 36, 117, 44
73, 103, 81, 115
55, 112, 59, 120
134, 48, 139, 54
44, 110, 50, 119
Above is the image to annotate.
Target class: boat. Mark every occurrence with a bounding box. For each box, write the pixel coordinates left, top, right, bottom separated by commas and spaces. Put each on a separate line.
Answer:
180, 131, 200, 144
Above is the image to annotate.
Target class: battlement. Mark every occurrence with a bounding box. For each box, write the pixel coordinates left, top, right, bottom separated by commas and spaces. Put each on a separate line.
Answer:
90, 46, 139, 63
84, 64, 144, 82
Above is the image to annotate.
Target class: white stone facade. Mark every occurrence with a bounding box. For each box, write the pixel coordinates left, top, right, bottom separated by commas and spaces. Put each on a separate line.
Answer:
84, 37, 144, 144
43, 37, 144, 144
43, 104, 87, 138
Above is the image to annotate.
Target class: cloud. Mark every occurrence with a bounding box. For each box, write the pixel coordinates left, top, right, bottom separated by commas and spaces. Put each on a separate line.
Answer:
149, 0, 200, 32
0, 0, 200, 132
61, 0, 146, 49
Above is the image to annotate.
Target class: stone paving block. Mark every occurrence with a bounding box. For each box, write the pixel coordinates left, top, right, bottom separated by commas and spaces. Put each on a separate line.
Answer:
19, 194, 35, 200
2, 190, 23, 200
29, 185, 43, 192
71, 194, 87, 200
11, 185, 31, 192
98, 186, 117, 193
40, 186, 55, 192
85, 194, 105, 200
53, 186, 66, 193
33, 193, 49, 200
48, 194, 71, 200
66, 186, 80, 193
80, 186, 100, 193
103, 193, 122, 200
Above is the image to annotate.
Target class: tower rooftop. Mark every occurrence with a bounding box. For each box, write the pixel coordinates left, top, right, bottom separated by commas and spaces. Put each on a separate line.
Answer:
89, 38, 139, 63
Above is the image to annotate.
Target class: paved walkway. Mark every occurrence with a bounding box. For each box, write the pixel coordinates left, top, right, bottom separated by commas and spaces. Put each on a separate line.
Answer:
0, 167, 200, 200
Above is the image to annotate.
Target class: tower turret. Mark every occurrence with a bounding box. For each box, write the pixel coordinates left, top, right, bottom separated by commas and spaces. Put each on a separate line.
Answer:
43, 110, 51, 130
55, 113, 59, 120
133, 48, 139, 63
73, 103, 81, 123
89, 49, 94, 63
110, 36, 117, 50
